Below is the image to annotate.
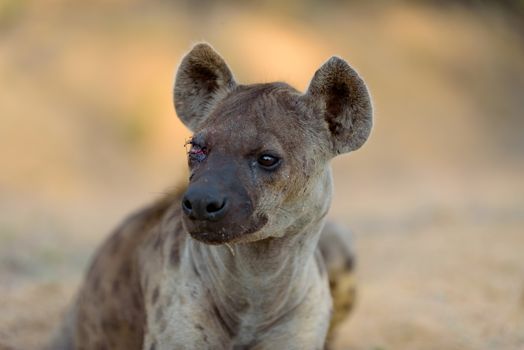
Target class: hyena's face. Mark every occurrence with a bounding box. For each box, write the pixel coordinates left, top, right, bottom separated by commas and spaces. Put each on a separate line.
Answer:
174, 44, 372, 244
181, 85, 330, 244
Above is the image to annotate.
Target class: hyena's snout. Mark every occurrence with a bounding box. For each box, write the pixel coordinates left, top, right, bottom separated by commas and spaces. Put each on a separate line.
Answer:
180, 172, 266, 244
182, 184, 228, 222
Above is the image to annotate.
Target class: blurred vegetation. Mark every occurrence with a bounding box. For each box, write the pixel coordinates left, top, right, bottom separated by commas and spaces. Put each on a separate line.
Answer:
169, 0, 524, 19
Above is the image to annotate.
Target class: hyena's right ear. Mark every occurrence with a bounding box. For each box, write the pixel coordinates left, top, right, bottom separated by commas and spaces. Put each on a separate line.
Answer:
174, 43, 236, 132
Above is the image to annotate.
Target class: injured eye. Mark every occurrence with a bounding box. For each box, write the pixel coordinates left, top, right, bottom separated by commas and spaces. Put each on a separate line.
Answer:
257, 154, 281, 170
186, 140, 208, 162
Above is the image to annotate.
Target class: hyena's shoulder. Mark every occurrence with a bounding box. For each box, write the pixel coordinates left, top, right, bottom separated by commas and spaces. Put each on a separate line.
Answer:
89, 186, 185, 274
51, 187, 186, 350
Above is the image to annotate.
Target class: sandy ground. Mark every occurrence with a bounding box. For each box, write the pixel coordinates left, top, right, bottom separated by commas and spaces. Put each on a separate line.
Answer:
1, 2, 524, 349
1, 164, 523, 350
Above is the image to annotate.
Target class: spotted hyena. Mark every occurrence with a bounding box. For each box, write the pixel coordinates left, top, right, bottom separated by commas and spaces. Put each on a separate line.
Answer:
48, 43, 372, 350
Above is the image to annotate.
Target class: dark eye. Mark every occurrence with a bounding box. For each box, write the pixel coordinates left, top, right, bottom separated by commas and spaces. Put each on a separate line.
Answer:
257, 154, 280, 169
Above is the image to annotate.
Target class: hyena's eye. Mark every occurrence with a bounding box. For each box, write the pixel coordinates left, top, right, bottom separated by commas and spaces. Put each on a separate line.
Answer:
257, 154, 281, 170
186, 141, 208, 162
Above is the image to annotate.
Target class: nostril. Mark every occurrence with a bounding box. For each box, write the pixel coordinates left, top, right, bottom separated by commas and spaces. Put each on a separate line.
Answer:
182, 189, 227, 221
182, 198, 192, 211
206, 199, 225, 214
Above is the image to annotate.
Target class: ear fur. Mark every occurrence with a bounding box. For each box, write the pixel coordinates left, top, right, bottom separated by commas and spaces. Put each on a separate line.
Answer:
174, 43, 236, 131
304, 56, 372, 155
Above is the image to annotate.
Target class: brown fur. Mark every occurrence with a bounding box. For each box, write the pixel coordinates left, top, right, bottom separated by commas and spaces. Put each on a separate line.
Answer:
48, 43, 372, 350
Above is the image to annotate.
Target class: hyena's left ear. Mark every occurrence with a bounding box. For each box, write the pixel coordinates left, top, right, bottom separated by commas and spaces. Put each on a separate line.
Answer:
174, 43, 236, 132
303, 57, 373, 156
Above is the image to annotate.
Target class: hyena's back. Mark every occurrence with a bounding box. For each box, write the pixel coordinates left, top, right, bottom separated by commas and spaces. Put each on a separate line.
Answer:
47, 192, 179, 350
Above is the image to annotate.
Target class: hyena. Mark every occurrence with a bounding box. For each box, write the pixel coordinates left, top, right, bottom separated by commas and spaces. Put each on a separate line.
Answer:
48, 43, 372, 350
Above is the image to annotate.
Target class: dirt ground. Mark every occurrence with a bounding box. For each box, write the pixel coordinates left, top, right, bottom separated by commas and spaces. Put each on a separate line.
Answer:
1, 165, 523, 350
1, 1, 523, 349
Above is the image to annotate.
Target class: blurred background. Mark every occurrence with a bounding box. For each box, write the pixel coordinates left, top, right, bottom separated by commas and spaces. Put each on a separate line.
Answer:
0, 0, 523, 349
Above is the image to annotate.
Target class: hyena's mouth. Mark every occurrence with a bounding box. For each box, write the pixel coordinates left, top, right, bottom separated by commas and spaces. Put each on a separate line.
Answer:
186, 214, 268, 245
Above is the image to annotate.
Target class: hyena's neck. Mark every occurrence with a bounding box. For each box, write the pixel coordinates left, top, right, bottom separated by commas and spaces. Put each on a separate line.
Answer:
187, 219, 326, 325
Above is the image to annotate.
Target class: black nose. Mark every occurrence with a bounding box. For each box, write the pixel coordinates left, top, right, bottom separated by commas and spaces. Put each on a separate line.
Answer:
182, 187, 228, 221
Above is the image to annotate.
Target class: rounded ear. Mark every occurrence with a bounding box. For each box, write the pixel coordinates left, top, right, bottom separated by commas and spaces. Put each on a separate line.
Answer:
304, 56, 373, 156
174, 43, 236, 132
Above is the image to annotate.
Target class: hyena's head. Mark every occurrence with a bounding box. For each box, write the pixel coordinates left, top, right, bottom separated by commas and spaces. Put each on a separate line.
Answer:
174, 43, 372, 245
